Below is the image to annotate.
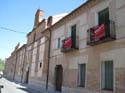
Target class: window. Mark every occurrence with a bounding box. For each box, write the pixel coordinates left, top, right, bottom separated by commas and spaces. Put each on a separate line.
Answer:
98, 8, 110, 38
71, 25, 76, 48
101, 61, 113, 91
54, 38, 61, 49
61, 24, 78, 52
78, 64, 86, 87
40, 62, 42, 68
57, 38, 60, 48
87, 8, 115, 45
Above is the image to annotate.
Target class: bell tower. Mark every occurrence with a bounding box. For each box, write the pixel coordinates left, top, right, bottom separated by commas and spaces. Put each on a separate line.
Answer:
34, 9, 44, 28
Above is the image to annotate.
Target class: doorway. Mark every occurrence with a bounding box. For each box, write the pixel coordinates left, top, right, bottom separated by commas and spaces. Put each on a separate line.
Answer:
98, 8, 110, 38
55, 65, 63, 91
25, 69, 29, 83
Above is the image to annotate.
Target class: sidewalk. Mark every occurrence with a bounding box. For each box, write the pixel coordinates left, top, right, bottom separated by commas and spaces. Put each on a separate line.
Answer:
21, 82, 61, 93
4, 77, 61, 93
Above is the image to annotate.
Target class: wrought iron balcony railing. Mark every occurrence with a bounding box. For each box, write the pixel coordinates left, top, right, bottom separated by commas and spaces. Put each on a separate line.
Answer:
87, 20, 116, 46
61, 36, 78, 53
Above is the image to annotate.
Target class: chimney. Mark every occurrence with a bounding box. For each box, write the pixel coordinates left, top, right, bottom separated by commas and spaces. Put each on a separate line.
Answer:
34, 9, 44, 28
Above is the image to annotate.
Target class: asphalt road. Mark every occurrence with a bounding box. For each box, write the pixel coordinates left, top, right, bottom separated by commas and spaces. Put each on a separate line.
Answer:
0, 77, 42, 93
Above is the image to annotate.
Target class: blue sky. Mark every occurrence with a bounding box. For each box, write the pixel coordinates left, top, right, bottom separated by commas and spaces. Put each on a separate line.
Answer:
0, 0, 86, 59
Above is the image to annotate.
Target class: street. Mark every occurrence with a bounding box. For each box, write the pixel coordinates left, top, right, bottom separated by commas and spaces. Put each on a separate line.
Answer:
0, 78, 42, 93
0, 77, 60, 93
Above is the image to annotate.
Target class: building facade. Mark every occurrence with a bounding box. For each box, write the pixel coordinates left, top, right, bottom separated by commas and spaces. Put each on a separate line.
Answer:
48, 0, 125, 93
4, 0, 125, 93
4, 56, 14, 80
14, 44, 26, 83
4, 43, 23, 81
26, 9, 48, 89
4, 9, 67, 90
26, 9, 68, 89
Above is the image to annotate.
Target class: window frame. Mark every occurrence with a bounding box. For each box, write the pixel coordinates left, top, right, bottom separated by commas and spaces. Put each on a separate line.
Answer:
101, 61, 114, 91
78, 64, 86, 88
98, 8, 110, 38
57, 38, 61, 49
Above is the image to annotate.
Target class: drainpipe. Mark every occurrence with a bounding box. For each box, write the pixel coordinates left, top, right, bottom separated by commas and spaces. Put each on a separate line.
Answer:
46, 28, 51, 90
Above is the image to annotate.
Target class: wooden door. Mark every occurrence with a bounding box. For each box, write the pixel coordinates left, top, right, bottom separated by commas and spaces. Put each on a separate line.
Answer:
55, 65, 63, 91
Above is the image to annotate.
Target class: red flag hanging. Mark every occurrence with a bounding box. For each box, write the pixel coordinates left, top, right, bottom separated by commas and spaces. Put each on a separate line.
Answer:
64, 37, 72, 49
94, 24, 105, 40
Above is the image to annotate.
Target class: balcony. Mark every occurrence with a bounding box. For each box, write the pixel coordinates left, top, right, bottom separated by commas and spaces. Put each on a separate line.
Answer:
61, 37, 78, 53
87, 20, 116, 46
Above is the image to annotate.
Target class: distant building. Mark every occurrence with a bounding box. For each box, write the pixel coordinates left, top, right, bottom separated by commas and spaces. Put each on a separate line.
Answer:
4, 57, 14, 80
14, 44, 26, 83
4, 43, 25, 81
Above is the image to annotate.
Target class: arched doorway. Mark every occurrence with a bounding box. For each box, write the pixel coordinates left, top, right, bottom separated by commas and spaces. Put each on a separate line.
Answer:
55, 65, 63, 91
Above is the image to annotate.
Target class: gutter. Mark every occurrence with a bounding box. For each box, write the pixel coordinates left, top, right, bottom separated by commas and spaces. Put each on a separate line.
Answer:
45, 28, 51, 90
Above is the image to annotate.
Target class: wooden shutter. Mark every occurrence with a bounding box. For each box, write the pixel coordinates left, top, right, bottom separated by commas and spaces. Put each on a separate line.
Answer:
104, 61, 113, 90
78, 64, 86, 87
71, 25, 76, 48
98, 8, 110, 38
57, 38, 60, 48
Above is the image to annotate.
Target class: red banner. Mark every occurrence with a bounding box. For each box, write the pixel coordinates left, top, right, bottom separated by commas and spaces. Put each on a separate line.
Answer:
94, 24, 105, 40
64, 37, 72, 49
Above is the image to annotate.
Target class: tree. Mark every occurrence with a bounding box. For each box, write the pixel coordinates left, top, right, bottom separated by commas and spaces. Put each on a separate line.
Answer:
0, 58, 4, 71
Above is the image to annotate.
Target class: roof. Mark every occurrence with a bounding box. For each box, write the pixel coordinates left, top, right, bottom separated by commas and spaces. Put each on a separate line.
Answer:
16, 44, 26, 52
27, 13, 68, 37
51, 13, 68, 25
50, 0, 91, 30
27, 0, 102, 37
